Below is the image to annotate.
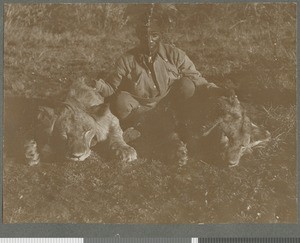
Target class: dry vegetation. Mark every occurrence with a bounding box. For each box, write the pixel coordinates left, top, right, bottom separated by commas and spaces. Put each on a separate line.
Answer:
3, 3, 297, 223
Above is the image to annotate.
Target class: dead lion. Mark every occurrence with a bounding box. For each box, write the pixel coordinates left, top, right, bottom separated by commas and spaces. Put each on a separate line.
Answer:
167, 93, 271, 167
23, 78, 137, 165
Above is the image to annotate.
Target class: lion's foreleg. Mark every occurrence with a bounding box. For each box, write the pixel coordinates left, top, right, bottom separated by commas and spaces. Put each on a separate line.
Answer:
167, 132, 188, 166
24, 138, 40, 166
24, 129, 54, 166
108, 116, 137, 162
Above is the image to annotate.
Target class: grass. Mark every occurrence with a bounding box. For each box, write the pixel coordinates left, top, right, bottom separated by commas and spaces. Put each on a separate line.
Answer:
3, 3, 297, 224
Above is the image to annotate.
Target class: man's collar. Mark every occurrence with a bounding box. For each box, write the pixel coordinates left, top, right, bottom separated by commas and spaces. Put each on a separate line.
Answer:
135, 43, 168, 64
157, 42, 168, 62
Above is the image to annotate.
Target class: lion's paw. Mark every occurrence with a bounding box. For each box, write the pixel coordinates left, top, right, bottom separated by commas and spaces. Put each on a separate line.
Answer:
112, 145, 137, 162
174, 141, 188, 166
24, 139, 40, 166
167, 133, 188, 166
168, 141, 188, 166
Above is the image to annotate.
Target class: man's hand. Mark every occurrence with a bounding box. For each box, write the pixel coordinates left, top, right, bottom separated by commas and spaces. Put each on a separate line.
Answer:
205, 83, 235, 98
210, 87, 235, 98
220, 88, 235, 97
205, 82, 218, 89
85, 79, 106, 92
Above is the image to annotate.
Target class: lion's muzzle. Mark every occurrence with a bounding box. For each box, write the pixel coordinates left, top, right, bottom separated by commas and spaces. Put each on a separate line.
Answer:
66, 150, 91, 161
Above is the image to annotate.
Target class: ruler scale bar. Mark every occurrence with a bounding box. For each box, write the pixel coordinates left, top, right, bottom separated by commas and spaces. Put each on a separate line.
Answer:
86, 239, 191, 243
0, 240, 83, 243
0, 239, 299, 243
85, 239, 300, 243
198, 239, 300, 243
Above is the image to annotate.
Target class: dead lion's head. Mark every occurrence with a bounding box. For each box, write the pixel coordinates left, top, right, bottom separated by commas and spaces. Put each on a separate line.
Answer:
35, 104, 100, 162
25, 77, 137, 165
199, 95, 271, 166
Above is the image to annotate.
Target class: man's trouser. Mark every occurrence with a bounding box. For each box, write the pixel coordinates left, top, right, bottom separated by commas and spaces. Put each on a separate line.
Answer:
109, 77, 196, 124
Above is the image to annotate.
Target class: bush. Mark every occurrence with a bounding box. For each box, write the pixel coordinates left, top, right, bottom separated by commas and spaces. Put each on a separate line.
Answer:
5, 4, 128, 34
4, 3, 296, 94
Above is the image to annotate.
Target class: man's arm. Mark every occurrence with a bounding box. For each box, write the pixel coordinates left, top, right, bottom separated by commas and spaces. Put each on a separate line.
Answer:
91, 79, 114, 97
176, 53, 209, 87
90, 56, 128, 98
175, 49, 234, 97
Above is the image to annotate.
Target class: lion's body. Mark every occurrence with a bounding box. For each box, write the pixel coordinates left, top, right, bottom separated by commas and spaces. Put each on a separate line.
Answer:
165, 93, 271, 167
20, 78, 137, 165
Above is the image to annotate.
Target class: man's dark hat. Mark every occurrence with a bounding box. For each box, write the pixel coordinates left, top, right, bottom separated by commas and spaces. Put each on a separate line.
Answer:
126, 4, 178, 33
140, 4, 164, 32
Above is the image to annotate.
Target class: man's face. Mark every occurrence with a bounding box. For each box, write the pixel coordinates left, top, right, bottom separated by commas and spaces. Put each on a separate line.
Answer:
138, 30, 161, 56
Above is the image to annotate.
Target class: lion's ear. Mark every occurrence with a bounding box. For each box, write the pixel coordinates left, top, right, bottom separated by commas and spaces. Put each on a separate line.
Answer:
68, 88, 76, 97
37, 106, 57, 135
89, 103, 110, 118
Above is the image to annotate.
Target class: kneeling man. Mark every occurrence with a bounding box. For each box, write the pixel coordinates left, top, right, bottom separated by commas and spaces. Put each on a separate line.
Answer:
93, 6, 232, 128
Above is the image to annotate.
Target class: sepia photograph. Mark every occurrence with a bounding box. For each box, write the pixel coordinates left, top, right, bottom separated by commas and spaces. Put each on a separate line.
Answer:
3, 3, 297, 224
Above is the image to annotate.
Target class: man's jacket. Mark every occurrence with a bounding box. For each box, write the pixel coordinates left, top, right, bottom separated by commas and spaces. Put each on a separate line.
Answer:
101, 43, 209, 102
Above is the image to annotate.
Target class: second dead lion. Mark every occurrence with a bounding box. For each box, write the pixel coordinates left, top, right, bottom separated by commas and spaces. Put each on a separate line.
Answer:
22, 78, 137, 165
154, 92, 271, 167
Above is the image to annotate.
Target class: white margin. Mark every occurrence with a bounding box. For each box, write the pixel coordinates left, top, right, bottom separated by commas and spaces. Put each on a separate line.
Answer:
0, 239, 84, 243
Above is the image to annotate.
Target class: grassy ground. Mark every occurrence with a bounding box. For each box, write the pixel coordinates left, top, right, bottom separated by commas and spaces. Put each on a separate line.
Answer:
3, 3, 297, 223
